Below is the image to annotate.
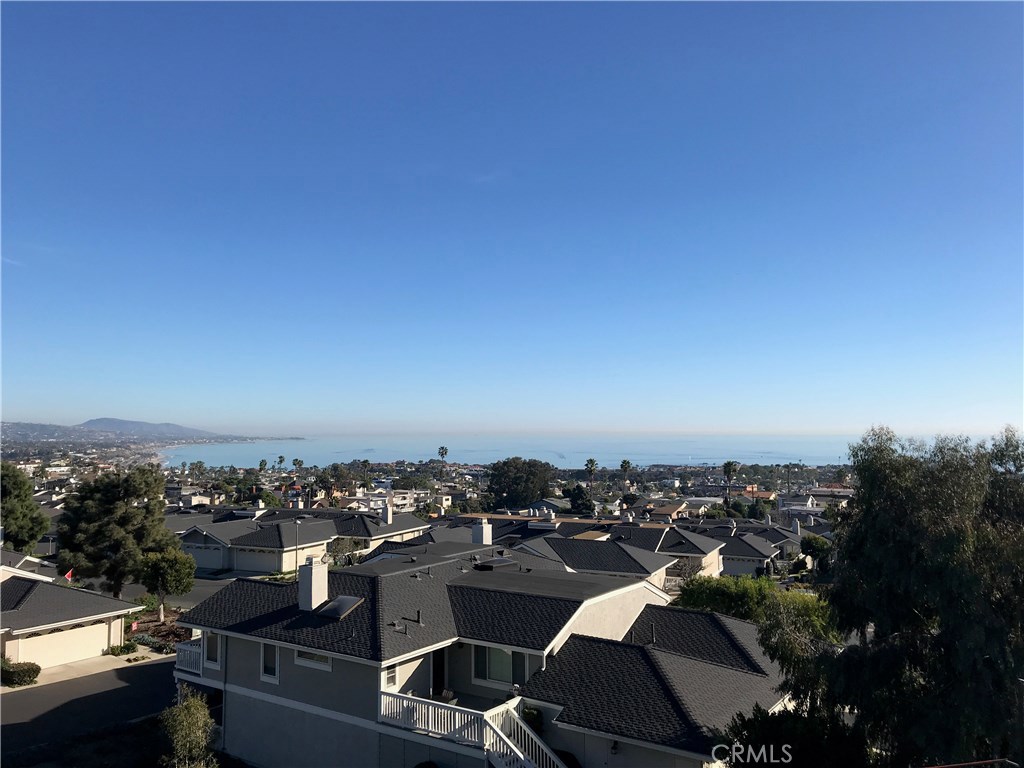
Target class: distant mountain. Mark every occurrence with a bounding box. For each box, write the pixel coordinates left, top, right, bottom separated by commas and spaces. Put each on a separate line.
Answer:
76, 418, 218, 439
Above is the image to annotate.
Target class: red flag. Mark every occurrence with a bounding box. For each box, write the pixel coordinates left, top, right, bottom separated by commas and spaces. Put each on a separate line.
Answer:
64, 568, 73, 582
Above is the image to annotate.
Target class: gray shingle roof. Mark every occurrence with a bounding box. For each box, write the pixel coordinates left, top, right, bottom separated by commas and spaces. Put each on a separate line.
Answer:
659, 529, 724, 556
1, 577, 140, 632
448, 585, 580, 650
543, 538, 675, 576
607, 525, 667, 552
522, 607, 785, 755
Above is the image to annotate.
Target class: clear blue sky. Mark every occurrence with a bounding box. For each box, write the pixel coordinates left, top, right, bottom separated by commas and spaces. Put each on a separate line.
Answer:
2, 2, 1021, 438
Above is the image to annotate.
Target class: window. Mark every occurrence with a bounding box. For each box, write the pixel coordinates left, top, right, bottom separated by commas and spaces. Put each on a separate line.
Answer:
295, 649, 332, 671
386, 665, 397, 687
204, 633, 220, 668
261, 643, 279, 683
474, 646, 529, 687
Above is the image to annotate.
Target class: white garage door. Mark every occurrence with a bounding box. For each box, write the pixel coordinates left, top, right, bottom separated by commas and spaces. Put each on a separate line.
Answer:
19, 622, 111, 669
234, 550, 281, 573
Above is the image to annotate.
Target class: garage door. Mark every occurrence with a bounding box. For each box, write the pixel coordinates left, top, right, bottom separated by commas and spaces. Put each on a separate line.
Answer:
184, 544, 226, 570
234, 550, 281, 573
19, 622, 111, 669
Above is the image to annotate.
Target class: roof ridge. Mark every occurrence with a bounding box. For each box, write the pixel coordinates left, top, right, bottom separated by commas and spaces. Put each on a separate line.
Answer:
648, 643, 769, 678
9, 578, 40, 610
643, 645, 707, 735
710, 613, 769, 676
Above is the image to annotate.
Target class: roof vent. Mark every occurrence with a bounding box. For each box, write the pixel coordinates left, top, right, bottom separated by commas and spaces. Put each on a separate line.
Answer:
474, 557, 517, 571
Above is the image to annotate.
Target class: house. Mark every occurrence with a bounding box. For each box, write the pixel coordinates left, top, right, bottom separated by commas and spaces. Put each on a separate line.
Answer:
173, 524, 673, 768
521, 604, 789, 767
1, 576, 141, 668
515, 536, 677, 589
173, 533, 787, 768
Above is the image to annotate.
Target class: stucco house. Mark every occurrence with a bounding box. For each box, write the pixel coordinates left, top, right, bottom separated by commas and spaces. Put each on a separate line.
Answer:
172, 522, 787, 768
1, 576, 140, 669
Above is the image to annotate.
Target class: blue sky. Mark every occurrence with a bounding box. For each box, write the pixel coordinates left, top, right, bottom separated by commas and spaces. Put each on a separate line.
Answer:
2, 3, 1021, 438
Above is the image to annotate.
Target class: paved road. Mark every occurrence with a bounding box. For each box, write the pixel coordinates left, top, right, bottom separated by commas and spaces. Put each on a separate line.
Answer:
1, 658, 177, 760
84, 575, 233, 610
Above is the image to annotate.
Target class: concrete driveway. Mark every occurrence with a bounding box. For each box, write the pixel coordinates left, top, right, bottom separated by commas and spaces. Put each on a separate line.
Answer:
1, 657, 177, 762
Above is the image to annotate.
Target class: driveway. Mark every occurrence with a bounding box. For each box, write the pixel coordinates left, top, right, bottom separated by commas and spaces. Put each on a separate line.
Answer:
1, 657, 177, 762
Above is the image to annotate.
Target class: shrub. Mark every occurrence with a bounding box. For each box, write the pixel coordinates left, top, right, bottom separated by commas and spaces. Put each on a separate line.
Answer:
108, 641, 139, 657
161, 687, 218, 768
135, 593, 161, 612
131, 632, 159, 647
2, 660, 41, 686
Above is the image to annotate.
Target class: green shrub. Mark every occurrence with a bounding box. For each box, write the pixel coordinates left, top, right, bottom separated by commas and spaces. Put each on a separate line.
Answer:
2, 660, 41, 686
108, 641, 139, 657
135, 593, 161, 612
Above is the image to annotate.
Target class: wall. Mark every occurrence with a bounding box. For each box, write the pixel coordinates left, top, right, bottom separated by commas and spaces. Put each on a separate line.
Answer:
224, 636, 380, 720
555, 585, 667, 650
383, 653, 432, 698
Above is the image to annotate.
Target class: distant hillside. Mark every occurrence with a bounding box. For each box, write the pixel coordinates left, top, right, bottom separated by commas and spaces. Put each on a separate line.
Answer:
76, 418, 218, 439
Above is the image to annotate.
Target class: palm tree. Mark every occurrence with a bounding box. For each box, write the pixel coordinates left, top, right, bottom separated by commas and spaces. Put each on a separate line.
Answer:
620, 459, 632, 493
292, 458, 304, 472
360, 460, 371, 489
259, 459, 268, 473
277, 456, 285, 471
722, 460, 739, 505
438, 446, 448, 478
585, 458, 598, 491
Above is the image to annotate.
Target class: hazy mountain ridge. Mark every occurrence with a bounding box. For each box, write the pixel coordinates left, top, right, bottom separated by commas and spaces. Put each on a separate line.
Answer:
1, 419, 228, 443
77, 418, 217, 438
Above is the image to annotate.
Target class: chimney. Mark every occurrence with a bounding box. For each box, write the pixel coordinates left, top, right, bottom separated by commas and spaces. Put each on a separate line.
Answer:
792, 519, 801, 536
765, 513, 771, 526
299, 557, 328, 612
383, 490, 394, 525
624, 512, 634, 523
729, 518, 737, 534
546, 510, 556, 522
472, 519, 492, 545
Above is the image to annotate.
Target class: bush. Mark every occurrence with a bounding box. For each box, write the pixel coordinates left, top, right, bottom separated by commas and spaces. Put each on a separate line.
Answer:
2, 659, 41, 686
161, 687, 218, 768
108, 641, 139, 657
135, 593, 161, 612
131, 632, 159, 647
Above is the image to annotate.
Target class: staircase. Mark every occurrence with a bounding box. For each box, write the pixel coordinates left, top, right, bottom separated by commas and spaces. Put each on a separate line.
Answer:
485, 698, 567, 768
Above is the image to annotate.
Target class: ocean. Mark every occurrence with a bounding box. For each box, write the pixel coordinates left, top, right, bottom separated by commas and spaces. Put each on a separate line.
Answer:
159, 433, 862, 470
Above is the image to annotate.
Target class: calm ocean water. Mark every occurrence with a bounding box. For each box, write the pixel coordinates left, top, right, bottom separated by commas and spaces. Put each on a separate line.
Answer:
160, 434, 862, 470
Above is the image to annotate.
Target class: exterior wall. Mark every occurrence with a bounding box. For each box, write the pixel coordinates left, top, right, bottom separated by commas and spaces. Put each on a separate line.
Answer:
379, 733, 485, 768
223, 636, 380, 720
382, 653, 432, 698
556, 586, 668, 649
182, 542, 229, 570
446, 642, 542, 707
222, 690, 380, 768
528, 704, 708, 768
10, 617, 123, 668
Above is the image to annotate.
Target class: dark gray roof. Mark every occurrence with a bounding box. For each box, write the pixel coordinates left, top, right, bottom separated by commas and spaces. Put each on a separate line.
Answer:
230, 519, 338, 548
448, 585, 580, 650
522, 608, 784, 755
659, 529, 724, 556
607, 525, 666, 551
1, 577, 140, 632
543, 538, 674, 576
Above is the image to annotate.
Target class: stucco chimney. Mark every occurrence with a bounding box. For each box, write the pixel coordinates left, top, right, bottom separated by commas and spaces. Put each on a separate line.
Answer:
472, 519, 492, 545
792, 519, 801, 536
765, 513, 772, 526
383, 490, 394, 526
299, 557, 328, 612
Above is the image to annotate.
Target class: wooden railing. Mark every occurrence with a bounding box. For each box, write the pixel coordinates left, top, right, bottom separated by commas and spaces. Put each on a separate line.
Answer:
175, 640, 202, 674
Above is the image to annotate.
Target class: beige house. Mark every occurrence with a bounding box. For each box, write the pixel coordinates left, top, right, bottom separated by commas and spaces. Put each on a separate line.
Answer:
1, 575, 141, 669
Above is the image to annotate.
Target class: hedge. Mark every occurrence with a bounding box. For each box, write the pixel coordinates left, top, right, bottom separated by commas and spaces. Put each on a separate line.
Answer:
2, 660, 41, 686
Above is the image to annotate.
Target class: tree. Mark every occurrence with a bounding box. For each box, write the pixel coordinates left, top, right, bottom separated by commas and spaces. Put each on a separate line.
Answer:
161, 687, 218, 768
140, 549, 195, 623
722, 460, 739, 502
438, 446, 448, 476
819, 426, 1024, 766
620, 459, 632, 493
672, 575, 780, 624
487, 457, 557, 510
621, 492, 641, 507
360, 459, 371, 488
187, 461, 206, 480
1, 462, 49, 553
567, 484, 596, 516
276, 455, 285, 470
585, 458, 598, 490
799, 535, 832, 576
292, 458, 304, 471
258, 459, 268, 473
58, 465, 178, 599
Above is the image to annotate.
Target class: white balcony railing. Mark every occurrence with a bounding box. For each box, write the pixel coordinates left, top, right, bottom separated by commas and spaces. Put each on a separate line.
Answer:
379, 692, 567, 768
175, 640, 202, 674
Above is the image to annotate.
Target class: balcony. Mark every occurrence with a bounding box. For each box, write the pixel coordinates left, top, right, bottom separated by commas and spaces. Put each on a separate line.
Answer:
175, 639, 202, 675
379, 692, 567, 768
